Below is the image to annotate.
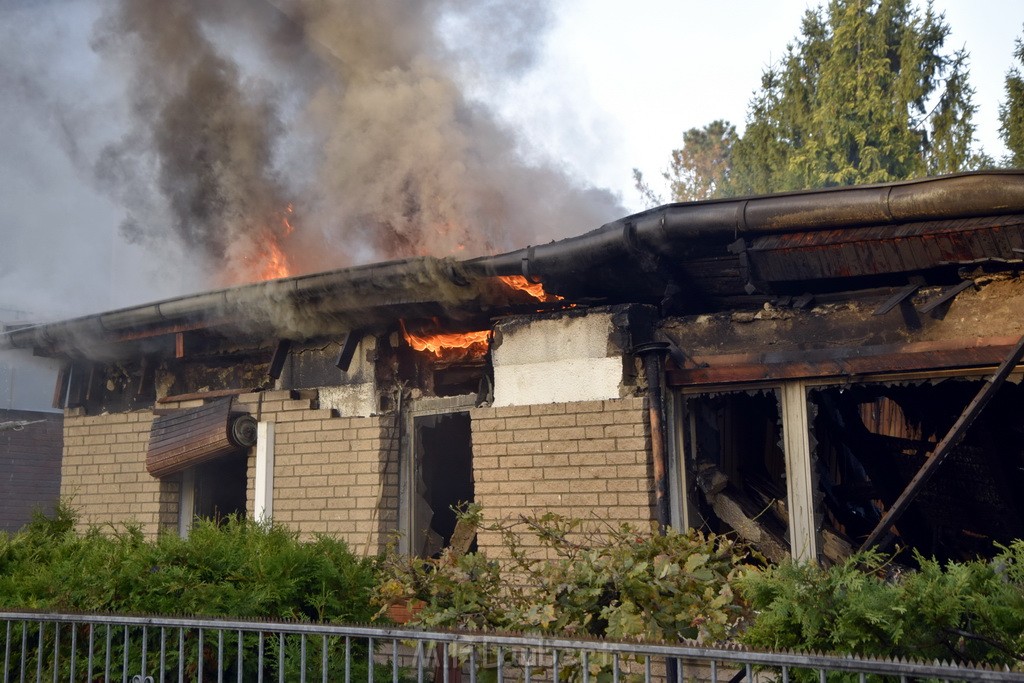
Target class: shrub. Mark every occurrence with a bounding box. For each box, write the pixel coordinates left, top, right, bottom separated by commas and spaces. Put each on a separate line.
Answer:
738, 543, 1024, 666
0, 502, 378, 623
373, 509, 755, 644
0, 503, 387, 681
500, 514, 754, 643
11, 502, 1024, 671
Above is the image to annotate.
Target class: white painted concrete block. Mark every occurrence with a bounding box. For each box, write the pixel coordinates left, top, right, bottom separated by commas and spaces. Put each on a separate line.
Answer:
317, 336, 378, 417
492, 312, 624, 406
319, 383, 377, 417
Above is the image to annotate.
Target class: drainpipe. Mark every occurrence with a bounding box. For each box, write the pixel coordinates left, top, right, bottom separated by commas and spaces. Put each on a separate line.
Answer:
633, 341, 672, 534
634, 343, 677, 681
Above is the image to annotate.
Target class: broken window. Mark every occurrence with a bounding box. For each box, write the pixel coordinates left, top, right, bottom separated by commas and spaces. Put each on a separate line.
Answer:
810, 379, 1024, 562
178, 454, 248, 536
683, 389, 793, 563
402, 397, 476, 558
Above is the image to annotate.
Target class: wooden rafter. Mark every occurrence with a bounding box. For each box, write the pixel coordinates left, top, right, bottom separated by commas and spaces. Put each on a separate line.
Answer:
667, 335, 1022, 386
858, 332, 1024, 552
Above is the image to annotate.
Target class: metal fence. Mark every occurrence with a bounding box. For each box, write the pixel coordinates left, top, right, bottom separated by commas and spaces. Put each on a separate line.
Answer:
2, 610, 1021, 683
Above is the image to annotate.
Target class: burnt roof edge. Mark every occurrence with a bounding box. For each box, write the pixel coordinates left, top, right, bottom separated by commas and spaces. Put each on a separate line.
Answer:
467, 171, 1024, 278
3, 257, 481, 354
6, 171, 1024, 356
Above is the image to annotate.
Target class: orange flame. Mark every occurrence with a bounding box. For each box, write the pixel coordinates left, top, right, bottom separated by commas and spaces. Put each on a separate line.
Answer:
401, 320, 490, 359
281, 203, 295, 236
255, 236, 291, 280
498, 275, 563, 302
247, 205, 296, 282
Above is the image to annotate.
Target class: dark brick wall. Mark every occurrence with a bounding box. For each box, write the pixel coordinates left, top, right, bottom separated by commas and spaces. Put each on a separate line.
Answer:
0, 409, 63, 533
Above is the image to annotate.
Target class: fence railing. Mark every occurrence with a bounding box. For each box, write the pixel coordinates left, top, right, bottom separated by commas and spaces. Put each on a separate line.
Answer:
2, 610, 1021, 683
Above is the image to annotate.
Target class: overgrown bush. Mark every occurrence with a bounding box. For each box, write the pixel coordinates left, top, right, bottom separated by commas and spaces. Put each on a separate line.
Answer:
377, 507, 1024, 671
499, 513, 754, 643
8, 502, 1024, 672
738, 543, 1024, 667
373, 510, 755, 681
374, 509, 755, 644
375, 545, 508, 631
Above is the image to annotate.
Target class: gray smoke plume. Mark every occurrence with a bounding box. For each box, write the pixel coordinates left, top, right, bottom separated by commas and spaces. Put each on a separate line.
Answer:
92, 0, 296, 284
90, 0, 623, 284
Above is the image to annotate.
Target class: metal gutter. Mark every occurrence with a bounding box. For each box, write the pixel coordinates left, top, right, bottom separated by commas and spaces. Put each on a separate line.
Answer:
5, 171, 1024, 354
466, 171, 1024, 279
1, 256, 485, 352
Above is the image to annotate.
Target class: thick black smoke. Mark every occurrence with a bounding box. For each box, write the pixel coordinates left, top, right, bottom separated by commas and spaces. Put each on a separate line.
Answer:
92, 1, 296, 284
91, 0, 623, 283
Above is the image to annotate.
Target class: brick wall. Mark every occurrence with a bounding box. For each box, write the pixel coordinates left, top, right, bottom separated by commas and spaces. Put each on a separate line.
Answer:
471, 397, 655, 556
60, 390, 650, 556
0, 409, 63, 533
59, 389, 399, 549
237, 391, 399, 555
61, 408, 178, 536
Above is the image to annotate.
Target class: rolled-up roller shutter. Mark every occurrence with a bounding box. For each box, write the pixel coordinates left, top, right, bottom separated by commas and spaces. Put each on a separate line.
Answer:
146, 397, 257, 478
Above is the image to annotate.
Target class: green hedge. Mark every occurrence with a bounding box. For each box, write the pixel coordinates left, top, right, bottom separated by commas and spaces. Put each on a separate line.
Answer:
0, 502, 377, 622
3, 504, 1023, 670
738, 544, 1024, 666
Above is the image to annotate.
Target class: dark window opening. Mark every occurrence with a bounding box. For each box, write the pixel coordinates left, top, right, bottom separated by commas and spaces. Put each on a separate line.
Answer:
192, 454, 247, 523
687, 391, 790, 546
810, 380, 1024, 562
412, 411, 475, 557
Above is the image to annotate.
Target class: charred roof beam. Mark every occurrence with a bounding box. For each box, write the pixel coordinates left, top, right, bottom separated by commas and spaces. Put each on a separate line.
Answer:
859, 332, 1024, 552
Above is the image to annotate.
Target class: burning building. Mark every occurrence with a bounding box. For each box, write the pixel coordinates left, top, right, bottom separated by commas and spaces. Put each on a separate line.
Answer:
6, 171, 1024, 564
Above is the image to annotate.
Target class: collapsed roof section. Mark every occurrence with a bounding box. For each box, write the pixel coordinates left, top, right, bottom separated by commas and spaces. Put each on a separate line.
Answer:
4, 171, 1024, 359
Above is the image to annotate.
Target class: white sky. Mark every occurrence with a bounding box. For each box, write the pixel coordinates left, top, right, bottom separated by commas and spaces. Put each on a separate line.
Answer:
500, 0, 1024, 211
0, 0, 1021, 316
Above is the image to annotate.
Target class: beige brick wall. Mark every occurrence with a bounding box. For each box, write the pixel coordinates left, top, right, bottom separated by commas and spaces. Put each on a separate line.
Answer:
63, 391, 651, 558
60, 389, 400, 550
238, 391, 399, 555
471, 397, 655, 556
61, 409, 178, 537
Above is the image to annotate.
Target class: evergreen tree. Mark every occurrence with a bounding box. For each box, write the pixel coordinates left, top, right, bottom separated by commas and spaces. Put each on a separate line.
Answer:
929, 49, 990, 174
1000, 29, 1024, 167
646, 0, 985, 204
731, 0, 985, 194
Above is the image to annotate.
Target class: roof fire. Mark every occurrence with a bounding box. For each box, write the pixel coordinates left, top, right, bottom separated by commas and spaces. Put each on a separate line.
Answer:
9, 172, 1024, 566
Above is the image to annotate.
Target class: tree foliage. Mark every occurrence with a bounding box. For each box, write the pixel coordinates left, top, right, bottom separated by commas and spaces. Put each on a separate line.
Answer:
664, 120, 737, 202
653, 0, 987, 203
1000, 28, 1024, 166
738, 0, 987, 192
